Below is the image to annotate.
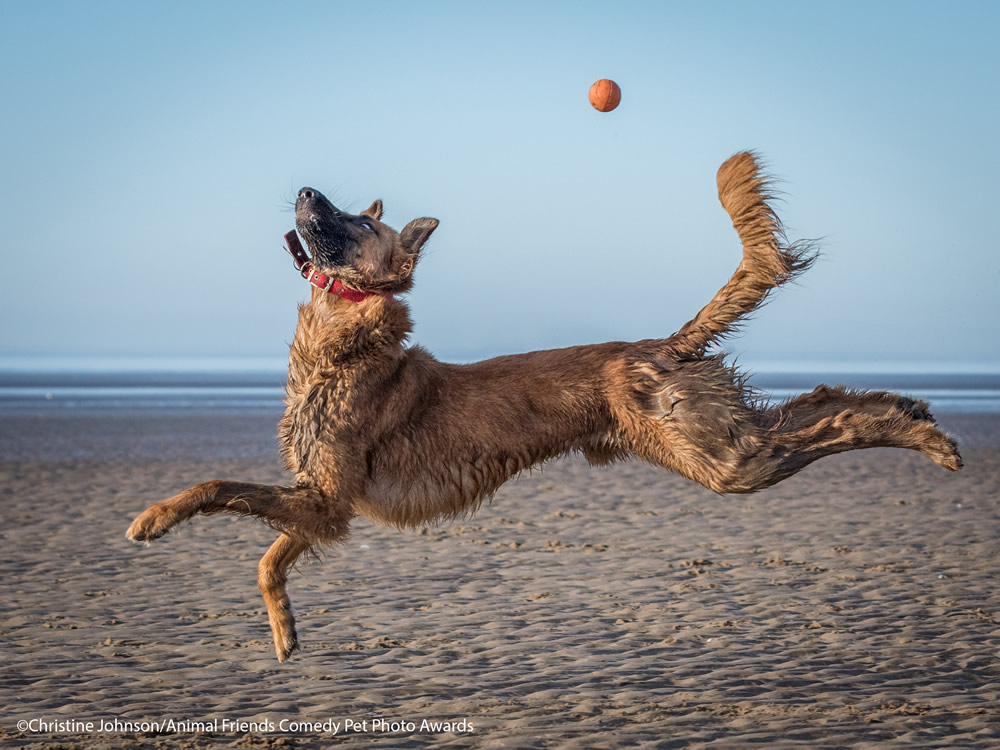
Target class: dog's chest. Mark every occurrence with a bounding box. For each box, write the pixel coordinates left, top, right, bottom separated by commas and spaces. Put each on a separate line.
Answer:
279, 366, 363, 474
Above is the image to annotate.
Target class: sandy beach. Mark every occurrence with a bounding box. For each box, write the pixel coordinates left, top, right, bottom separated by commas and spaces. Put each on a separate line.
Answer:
1, 410, 998, 748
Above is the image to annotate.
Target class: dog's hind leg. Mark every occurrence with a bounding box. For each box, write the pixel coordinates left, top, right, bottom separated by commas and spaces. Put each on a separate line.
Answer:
126, 480, 352, 543
258, 533, 312, 662
729, 386, 963, 492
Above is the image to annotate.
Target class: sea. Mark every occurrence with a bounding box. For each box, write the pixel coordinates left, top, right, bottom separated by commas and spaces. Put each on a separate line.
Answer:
1, 355, 998, 415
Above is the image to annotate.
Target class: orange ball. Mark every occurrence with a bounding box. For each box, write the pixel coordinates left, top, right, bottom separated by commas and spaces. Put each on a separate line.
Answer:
588, 79, 621, 112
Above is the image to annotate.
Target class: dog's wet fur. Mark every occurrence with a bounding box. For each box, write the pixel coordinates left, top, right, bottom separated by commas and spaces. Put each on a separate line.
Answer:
128, 153, 962, 661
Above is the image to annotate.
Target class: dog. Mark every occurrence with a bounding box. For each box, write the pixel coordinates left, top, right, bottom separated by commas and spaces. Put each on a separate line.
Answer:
127, 152, 962, 661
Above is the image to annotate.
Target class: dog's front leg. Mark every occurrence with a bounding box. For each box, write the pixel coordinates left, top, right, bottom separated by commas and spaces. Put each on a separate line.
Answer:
128, 480, 355, 662
126, 480, 348, 542
258, 532, 312, 661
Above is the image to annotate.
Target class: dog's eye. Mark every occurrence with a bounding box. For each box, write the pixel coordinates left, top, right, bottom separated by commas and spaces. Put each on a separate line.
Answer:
359, 221, 374, 232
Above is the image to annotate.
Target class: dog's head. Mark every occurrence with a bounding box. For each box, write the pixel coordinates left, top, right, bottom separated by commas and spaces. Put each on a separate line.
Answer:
295, 187, 438, 295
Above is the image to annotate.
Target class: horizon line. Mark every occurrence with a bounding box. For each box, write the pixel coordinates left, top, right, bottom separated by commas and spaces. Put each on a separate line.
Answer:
1, 353, 999, 376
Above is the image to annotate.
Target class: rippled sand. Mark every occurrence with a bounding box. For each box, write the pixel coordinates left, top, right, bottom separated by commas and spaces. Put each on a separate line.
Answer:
2, 412, 998, 748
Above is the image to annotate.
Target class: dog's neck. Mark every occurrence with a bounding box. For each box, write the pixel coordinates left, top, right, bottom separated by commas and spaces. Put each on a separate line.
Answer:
300, 263, 380, 303
285, 232, 385, 303
289, 291, 413, 377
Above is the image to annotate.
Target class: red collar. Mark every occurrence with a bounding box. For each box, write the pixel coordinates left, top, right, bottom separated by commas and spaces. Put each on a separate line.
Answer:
284, 230, 377, 303
300, 263, 376, 302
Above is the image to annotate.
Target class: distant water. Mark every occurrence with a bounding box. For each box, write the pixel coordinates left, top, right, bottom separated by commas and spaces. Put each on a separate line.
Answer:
0, 371, 287, 414
750, 372, 1000, 414
0, 359, 998, 414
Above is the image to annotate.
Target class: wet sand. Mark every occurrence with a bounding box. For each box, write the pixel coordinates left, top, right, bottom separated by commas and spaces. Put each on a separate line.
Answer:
1, 411, 998, 748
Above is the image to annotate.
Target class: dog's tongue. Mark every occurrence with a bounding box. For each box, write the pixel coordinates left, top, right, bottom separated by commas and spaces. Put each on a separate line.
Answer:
285, 230, 310, 269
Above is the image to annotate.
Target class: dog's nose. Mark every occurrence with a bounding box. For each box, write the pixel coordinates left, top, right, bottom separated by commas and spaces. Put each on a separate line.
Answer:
298, 188, 315, 201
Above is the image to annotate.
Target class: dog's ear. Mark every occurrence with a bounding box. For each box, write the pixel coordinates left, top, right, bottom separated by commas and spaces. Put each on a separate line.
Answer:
400, 217, 438, 254
391, 217, 438, 278
362, 200, 383, 221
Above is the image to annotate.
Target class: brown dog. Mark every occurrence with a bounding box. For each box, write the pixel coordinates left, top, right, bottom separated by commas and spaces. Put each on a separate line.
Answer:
127, 152, 962, 661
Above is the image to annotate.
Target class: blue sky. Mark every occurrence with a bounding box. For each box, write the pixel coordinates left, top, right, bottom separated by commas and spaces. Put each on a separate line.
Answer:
1, 0, 997, 369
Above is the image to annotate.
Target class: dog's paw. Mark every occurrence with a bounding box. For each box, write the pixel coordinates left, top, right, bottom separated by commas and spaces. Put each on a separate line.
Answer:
274, 629, 299, 663
916, 428, 963, 472
126, 504, 175, 543
934, 434, 963, 472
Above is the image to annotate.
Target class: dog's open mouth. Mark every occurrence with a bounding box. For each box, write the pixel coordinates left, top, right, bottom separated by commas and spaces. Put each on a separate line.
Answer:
295, 187, 356, 267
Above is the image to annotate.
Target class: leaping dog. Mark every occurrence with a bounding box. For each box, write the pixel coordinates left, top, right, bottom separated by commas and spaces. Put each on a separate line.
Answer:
128, 152, 961, 661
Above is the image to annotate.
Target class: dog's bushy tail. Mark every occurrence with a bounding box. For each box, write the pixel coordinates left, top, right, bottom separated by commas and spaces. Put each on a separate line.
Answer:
670, 152, 818, 358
